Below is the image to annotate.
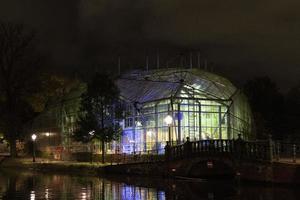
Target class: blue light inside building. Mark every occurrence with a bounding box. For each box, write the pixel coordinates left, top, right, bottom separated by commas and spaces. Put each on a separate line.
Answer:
121, 184, 166, 200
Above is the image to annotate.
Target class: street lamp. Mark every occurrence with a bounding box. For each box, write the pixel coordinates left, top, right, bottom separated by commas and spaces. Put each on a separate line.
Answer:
31, 134, 37, 162
164, 115, 173, 144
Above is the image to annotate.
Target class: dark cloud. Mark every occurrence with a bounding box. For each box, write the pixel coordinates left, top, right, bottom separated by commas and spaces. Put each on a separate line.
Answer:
0, 0, 299, 89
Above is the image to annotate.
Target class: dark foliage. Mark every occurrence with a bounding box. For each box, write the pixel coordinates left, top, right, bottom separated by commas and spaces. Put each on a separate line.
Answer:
73, 72, 124, 163
0, 21, 42, 157
285, 83, 300, 140
243, 76, 285, 139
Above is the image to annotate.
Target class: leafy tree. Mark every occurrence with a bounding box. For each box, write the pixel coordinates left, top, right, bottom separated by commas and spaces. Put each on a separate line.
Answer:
73, 72, 123, 163
243, 76, 285, 139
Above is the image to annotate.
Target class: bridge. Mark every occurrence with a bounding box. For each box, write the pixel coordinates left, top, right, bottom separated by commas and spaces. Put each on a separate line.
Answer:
166, 136, 272, 162
105, 135, 300, 183
110, 135, 299, 165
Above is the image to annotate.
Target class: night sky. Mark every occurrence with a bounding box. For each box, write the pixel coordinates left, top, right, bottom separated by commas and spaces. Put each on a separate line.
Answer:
1, 0, 300, 90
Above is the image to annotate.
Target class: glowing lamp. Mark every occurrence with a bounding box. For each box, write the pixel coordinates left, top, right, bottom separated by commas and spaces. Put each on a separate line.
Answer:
147, 131, 152, 137
164, 115, 173, 125
31, 134, 37, 141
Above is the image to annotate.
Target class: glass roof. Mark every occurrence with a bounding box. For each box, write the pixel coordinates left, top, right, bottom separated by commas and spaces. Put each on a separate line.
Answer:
116, 68, 237, 103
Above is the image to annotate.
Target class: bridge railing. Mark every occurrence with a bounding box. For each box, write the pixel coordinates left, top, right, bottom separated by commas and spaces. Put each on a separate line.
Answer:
168, 139, 235, 158
273, 141, 300, 163
106, 137, 299, 164
108, 138, 299, 164
242, 140, 270, 161
166, 136, 273, 162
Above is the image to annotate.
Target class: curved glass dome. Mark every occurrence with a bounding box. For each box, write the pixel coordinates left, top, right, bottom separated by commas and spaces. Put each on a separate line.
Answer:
117, 68, 237, 103
117, 68, 253, 153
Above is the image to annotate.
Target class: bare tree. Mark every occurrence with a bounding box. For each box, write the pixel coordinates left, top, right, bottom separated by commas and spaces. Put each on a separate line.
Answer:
0, 21, 41, 157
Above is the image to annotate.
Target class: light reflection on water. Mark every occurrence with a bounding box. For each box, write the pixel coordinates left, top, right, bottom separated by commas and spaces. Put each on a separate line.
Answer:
0, 170, 166, 200
30, 191, 35, 200
0, 169, 299, 200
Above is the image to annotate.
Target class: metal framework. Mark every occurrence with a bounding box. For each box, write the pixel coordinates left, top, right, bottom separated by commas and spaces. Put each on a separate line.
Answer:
117, 68, 253, 153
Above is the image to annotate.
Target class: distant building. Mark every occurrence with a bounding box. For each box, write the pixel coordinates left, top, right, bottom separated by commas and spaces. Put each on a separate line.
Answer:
31, 68, 253, 157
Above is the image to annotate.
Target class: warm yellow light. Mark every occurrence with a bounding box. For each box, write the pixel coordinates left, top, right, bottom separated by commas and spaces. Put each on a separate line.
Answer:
164, 115, 173, 125
147, 130, 153, 136
31, 134, 37, 141
46, 132, 50, 137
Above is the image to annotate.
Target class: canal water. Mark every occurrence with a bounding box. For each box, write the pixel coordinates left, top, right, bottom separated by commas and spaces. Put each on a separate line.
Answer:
0, 169, 299, 200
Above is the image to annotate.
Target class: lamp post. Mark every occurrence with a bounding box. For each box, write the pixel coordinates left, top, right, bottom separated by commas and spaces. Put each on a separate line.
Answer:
164, 115, 173, 145
31, 134, 37, 162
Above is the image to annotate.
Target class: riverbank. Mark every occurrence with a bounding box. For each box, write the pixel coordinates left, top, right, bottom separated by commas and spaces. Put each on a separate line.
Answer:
0, 157, 168, 177
0, 157, 109, 176
1, 157, 300, 185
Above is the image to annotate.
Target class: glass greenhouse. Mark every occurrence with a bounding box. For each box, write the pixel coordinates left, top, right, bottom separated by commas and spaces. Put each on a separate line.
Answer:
117, 68, 253, 153
30, 68, 253, 156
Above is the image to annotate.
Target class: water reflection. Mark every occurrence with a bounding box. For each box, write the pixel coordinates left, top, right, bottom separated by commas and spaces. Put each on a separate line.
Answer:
29, 191, 34, 200
0, 169, 299, 200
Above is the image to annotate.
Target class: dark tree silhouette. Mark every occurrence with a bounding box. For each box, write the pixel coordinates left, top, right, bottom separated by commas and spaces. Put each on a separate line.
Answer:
0, 22, 42, 157
73, 72, 123, 163
243, 76, 285, 139
285, 82, 300, 140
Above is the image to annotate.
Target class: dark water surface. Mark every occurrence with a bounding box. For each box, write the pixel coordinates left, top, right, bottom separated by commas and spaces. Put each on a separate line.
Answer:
0, 169, 299, 200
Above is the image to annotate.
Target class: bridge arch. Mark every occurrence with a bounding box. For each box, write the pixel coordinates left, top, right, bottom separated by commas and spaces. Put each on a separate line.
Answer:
168, 155, 238, 178
186, 157, 237, 178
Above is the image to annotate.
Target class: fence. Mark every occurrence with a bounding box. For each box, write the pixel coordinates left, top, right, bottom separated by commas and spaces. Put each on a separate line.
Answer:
166, 136, 273, 162
273, 141, 300, 163
37, 137, 300, 164
166, 136, 300, 163
107, 149, 165, 164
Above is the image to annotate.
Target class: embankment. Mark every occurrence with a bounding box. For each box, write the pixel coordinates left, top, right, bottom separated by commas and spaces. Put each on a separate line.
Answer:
1, 158, 300, 184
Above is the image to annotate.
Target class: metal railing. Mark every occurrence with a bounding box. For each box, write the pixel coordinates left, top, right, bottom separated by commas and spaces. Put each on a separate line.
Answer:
273, 141, 300, 163
37, 138, 300, 164
166, 137, 300, 163
108, 148, 165, 164
166, 137, 272, 162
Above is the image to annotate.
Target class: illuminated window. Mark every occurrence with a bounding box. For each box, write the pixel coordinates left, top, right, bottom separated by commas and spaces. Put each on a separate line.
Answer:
125, 118, 133, 128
